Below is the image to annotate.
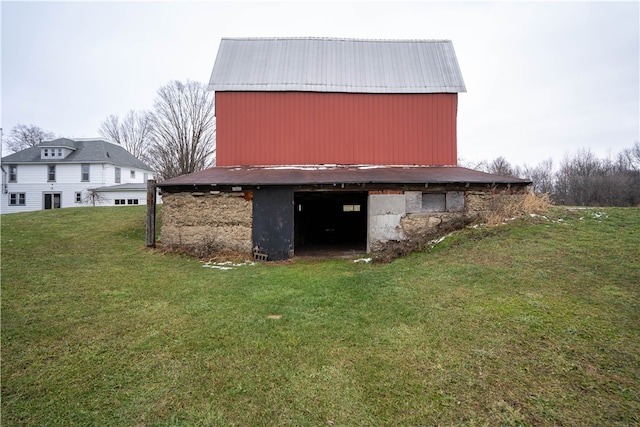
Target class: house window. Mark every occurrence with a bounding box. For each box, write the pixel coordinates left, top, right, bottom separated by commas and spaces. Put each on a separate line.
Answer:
9, 193, 26, 206
8, 165, 17, 182
43, 148, 49, 157
56, 148, 63, 157
114, 199, 125, 205
75, 192, 82, 203
81, 164, 90, 182
48, 165, 56, 182
115, 167, 121, 183
130, 170, 135, 179
127, 199, 139, 205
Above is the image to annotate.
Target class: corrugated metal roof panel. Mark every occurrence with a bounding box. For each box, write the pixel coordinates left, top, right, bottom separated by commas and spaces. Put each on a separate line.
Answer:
210, 38, 466, 94
158, 165, 529, 187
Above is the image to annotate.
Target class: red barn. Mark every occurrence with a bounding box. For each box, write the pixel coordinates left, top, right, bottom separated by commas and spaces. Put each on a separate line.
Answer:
159, 38, 530, 260
212, 38, 464, 167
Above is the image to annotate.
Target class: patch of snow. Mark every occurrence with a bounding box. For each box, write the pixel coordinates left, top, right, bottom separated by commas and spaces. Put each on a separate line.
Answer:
206, 266, 234, 271
357, 165, 391, 170
263, 165, 336, 171
353, 258, 372, 263
429, 235, 447, 246
203, 261, 256, 270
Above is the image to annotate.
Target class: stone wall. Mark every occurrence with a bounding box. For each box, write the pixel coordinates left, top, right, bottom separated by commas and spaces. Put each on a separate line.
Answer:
160, 192, 252, 257
160, 187, 530, 260
464, 191, 529, 224
370, 189, 530, 258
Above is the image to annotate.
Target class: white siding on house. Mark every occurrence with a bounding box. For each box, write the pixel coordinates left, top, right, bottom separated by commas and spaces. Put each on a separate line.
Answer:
91, 190, 159, 207
1, 162, 156, 214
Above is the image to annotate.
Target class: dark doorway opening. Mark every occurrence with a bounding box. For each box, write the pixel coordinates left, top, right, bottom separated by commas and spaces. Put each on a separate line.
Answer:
43, 193, 61, 210
294, 192, 367, 256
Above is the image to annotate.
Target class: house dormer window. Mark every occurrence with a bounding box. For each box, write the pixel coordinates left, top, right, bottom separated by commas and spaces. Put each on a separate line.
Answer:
41, 148, 65, 159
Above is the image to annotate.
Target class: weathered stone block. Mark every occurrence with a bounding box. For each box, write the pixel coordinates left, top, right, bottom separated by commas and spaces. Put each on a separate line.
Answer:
404, 191, 422, 213
446, 191, 465, 212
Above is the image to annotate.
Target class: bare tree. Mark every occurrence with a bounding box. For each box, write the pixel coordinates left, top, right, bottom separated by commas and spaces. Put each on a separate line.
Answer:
99, 110, 153, 162
523, 158, 554, 194
147, 80, 216, 180
618, 141, 640, 172
82, 189, 109, 207
5, 124, 55, 153
486, 156, 517, 177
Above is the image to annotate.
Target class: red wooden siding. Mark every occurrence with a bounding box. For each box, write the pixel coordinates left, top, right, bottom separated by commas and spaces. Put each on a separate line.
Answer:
215, 92, 458, 166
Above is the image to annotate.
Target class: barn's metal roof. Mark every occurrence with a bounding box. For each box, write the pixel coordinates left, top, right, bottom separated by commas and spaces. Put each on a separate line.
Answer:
210, 37, 466, 94
158, 165, 529, 188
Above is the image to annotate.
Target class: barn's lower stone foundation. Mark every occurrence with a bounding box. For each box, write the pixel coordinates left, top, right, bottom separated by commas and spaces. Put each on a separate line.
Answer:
369, 190, 531, 259
159, 188, 530, 259
160, 192, 252, 257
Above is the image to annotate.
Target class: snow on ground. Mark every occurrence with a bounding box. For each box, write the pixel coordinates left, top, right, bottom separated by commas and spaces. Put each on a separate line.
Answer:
203, 261, 255, 271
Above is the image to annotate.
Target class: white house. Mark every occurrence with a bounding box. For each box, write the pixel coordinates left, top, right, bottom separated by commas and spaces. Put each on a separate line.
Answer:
1, 138, 157, 214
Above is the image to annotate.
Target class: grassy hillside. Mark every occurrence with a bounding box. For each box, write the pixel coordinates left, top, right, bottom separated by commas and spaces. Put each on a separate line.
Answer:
1, 206, 639, 426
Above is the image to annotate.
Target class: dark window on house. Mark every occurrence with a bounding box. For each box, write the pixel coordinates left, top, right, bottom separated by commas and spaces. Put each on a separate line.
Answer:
75, 192, 82, 203
130, 170, 135, 179
114, 199, 125, 205
81, 164, 90, 182
48, 165, 56, 182
8, 165, 17, 182
115, 167, 121, 183
9, 193, 26, 206
127, 199, 139, 205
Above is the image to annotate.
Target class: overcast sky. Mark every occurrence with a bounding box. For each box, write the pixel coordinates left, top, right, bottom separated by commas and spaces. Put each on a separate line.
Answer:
2, 1, 638, 168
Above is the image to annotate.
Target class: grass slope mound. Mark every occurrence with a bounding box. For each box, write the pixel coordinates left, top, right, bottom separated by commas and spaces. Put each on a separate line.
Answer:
2, 206, 639, 426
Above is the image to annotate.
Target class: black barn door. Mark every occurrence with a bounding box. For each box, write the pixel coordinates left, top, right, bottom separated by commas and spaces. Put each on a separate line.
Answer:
252, 188, 294, 261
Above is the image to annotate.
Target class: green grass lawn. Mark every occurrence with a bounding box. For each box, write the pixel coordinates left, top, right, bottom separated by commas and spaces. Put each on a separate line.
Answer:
1, 206, 639, 426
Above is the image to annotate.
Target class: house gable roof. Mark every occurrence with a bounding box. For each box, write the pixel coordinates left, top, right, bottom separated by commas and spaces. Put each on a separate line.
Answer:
210, 37, 466, 94
1, 138, 153, 171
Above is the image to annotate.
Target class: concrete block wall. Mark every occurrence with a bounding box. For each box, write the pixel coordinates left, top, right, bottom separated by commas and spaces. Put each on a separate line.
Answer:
368, 190, 471, 252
